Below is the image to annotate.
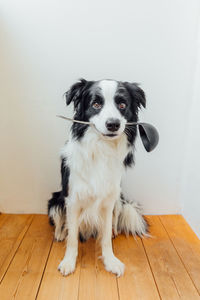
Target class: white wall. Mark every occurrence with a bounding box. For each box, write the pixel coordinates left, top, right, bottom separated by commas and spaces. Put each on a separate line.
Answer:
0, 1, 200, 220
181, 17, 200, 238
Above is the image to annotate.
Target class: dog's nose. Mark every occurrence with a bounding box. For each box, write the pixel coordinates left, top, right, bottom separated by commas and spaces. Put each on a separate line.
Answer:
106, 119, 120, 132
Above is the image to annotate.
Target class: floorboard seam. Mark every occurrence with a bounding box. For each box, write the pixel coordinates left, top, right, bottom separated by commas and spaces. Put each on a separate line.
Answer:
159, 216, 200, 296
141, 236, 162, 300
0, 214, 34, 285
35, 235, 54, 300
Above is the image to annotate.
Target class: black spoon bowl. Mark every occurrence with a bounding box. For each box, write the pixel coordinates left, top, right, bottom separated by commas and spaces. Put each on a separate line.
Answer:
138, 123, 159, 152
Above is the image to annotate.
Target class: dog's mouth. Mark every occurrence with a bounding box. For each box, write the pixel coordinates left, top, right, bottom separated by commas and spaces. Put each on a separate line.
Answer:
103, 133, 118, 137
101, 133, 120, 140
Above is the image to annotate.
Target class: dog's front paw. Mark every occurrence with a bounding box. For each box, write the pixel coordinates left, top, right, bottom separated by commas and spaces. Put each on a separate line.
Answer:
103, 255, 125, 277
54, 229, 67, 242
58, 257, 76, 276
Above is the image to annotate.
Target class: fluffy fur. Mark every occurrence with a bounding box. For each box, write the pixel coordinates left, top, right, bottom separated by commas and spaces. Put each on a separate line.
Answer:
48, 79, 148, 277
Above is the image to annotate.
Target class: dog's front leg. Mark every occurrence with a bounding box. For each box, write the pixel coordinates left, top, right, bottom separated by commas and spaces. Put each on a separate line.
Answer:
101, 204, 125, 277
58, 201, 80, 276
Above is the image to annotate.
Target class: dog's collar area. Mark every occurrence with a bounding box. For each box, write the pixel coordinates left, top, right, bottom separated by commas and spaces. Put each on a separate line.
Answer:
57, 115, 159, 152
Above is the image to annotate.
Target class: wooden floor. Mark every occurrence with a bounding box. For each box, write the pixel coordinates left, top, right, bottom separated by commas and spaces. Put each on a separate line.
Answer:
0, 215, 200, 300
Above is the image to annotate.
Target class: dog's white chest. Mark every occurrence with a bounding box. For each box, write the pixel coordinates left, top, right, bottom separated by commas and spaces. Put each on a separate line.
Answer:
62, 129, 128, 202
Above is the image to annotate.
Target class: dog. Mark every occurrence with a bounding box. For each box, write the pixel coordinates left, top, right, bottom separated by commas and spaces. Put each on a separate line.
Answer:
48, 79, 148, 277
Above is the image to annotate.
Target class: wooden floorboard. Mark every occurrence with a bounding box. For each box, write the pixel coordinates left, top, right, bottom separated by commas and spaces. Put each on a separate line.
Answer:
113, 235, 160, 300
142, 216, 200, 300
0, 215, 53, 300
0, 214, 33, 283
36, 240, 82, 300
0, 214, 200, 300
78, 238, 119, 300
160, 215, 200, 295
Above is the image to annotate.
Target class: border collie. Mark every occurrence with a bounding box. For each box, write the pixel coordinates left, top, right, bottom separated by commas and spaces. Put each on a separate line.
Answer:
48, 79, 148, 277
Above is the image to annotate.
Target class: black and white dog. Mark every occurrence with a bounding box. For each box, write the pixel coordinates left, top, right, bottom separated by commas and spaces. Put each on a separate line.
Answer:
48, 79, 148, 277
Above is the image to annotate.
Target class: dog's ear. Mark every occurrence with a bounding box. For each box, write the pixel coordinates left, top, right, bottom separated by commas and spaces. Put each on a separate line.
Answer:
65, 79, 88, 109
124, 82, 146, 108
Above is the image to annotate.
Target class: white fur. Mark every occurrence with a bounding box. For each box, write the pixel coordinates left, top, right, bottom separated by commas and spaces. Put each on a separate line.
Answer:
57, 79, 146, 277
49, 207, 67, 241
59, 127, 128, 276
90, 80, 126, 136
118, 202, 148, 236
112, 197, 122, 236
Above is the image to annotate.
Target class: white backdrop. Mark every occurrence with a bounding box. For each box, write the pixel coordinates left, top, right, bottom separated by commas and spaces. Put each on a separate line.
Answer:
180, 17, 200, 238
1, 0, 200, 235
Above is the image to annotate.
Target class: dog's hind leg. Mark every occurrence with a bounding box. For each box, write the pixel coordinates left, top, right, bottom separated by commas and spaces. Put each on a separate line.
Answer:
112, 198, 122, 237
48, 192, 67, 241
53, 208, 67, 242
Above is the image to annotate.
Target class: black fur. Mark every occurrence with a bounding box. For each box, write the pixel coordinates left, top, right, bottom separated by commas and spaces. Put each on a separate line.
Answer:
65, 79, 146, 144
61, 157, 70, 197
48, 191, 65, 226
48, 157, 70, 226
123, 151, 134, 168
123, 82, 146, 109
65, 79, 96, 140
79, 232, 87, 243
48, 79, 147, 238
120, 193, 126, 205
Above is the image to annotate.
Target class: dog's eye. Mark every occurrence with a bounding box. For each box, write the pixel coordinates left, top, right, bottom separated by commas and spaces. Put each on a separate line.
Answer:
92, 102, 102, 109
119, 103, 126, 110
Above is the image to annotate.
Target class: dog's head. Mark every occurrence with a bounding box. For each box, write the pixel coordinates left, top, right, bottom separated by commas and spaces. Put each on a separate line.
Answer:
65, 79, 146, 142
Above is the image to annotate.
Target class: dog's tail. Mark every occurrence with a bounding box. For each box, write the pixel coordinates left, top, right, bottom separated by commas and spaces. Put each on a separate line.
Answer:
113, 193, 148, 237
